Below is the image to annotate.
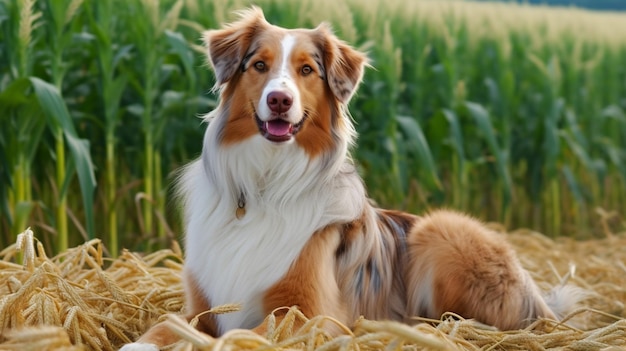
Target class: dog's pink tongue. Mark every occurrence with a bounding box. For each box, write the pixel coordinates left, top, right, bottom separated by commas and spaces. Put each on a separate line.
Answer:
266, 120, 292, 136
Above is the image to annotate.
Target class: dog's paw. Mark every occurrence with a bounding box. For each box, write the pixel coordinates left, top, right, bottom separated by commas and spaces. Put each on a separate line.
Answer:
118, 343, 159, 351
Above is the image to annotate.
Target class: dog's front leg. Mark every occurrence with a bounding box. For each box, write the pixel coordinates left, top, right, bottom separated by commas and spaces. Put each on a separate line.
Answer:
254, 226, 348, 337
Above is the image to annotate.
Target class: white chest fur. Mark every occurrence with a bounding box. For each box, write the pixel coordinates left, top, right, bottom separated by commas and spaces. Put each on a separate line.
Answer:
179, 130, 364, 334
184, 184, 313, 333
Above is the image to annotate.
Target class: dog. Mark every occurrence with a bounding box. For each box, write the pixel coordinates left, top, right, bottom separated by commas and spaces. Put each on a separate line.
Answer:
121, 7, 580, 350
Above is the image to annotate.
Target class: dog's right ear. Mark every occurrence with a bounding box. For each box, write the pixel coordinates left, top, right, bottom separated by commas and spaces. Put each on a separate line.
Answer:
202, 7, 268, 88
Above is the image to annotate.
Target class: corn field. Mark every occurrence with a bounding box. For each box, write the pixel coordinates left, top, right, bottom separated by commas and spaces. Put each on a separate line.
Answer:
1, 0, 625, 256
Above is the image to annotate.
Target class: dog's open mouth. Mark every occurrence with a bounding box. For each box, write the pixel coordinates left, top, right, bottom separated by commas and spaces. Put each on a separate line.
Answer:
256, 114, 306, 143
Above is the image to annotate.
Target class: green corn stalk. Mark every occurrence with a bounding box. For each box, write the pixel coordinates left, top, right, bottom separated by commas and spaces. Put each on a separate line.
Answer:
125, 0, 159, 241
86, 0, 129, 257
125, 0, 183, 244
40, 0, 88, 252
29, 77, 97, 251
0, 0, 40, 241
440, 108, 467, 210
463, 102, 512, 222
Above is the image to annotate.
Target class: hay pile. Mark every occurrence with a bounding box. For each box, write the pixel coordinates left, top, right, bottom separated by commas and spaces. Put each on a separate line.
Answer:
0, 228, 624, 351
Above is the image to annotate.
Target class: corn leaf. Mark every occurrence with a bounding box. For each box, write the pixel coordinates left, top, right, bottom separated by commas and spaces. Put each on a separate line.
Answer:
464, 101, 512, 205
29, 77, 96, 239
441, 108, 465, 168
396, 115, 441, 190
561, 165, 586, 204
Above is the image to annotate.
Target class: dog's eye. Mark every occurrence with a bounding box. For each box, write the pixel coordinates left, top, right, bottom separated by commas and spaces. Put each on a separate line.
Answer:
301, 65, 313, 76
254, 61, 266, 72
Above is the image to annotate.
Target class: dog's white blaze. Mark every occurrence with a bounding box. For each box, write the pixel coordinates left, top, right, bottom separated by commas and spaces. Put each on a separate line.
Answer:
257, 34, 302, 124
278, 34, 297, 79
181, 111, 364, 334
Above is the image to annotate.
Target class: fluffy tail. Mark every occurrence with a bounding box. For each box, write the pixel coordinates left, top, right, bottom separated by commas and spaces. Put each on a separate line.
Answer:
542, 265, 587, 321
513, 263, 587, 330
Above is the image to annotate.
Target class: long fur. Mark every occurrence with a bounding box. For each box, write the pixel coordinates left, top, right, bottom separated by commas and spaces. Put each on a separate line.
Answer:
121, 7, 580, 351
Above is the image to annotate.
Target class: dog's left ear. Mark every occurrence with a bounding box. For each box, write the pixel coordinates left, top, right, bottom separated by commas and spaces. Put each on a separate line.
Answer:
315, 24, 369, 103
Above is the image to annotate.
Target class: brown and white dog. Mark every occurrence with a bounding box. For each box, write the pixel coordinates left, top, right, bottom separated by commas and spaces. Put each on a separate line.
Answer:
121, 7, 580, 350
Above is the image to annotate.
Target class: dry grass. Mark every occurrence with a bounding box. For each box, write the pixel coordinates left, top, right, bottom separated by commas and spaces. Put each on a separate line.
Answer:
0, 227, 625, 350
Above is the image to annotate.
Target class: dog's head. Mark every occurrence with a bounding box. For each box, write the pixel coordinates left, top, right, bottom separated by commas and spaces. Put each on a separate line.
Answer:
203, 7, 368, 157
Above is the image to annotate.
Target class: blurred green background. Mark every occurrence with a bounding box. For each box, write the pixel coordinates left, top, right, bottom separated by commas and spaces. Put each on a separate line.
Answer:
1, 0, 625, 256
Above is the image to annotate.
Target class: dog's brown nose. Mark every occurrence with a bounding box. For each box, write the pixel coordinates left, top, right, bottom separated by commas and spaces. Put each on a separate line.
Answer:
267, 91, 293, 114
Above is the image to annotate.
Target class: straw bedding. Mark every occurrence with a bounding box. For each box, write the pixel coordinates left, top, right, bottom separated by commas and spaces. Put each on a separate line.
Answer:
1, 228, 624, 350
